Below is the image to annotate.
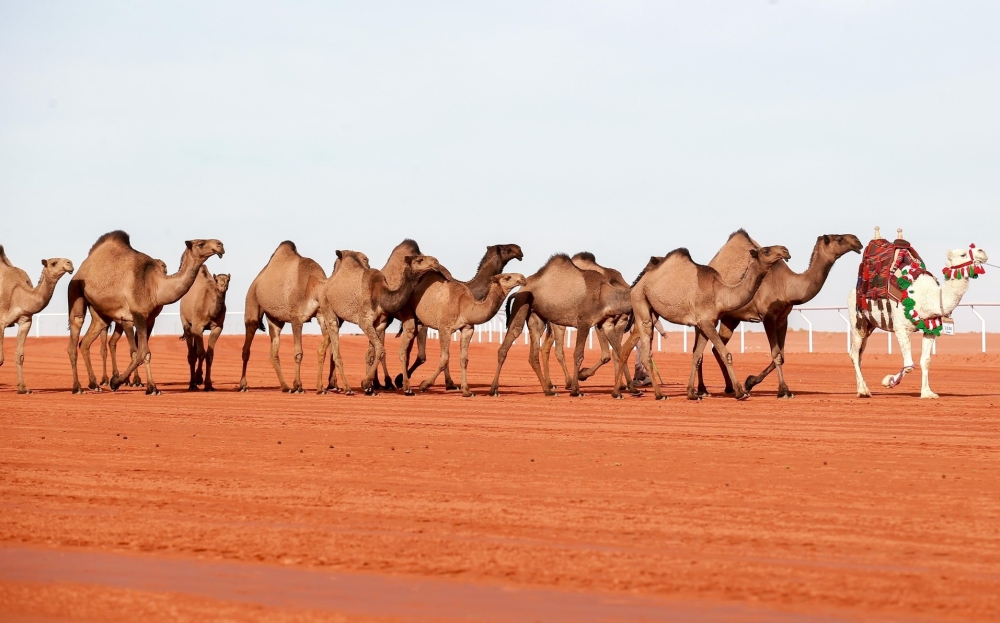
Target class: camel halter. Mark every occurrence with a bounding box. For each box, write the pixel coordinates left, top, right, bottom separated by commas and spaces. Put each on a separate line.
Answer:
942, 244, 985, 280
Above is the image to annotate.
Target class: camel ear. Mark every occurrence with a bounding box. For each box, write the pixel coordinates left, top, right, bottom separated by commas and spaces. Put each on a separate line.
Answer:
185, 240, 194, 250
404, 255, 417, 264
750, 249, 760, 259
336, 250, 343, 259
649, 256, 660, 266
824, 235, 831, 244
41, 259, 48, 267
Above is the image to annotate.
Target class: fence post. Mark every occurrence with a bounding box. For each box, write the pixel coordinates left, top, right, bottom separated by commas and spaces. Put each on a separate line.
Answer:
837, 310, 850, 353
683, 326, 688, 352
740, 322, 745, 354
888, 330, 892, 354
798, 309, 813, 353
971, 305, 986, 353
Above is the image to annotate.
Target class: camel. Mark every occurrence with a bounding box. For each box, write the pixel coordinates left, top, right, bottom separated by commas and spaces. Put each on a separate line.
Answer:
849, 243, 988, 399
395, 243, 523, 390
397, 272, 526, 396
67, 231, 224, 395
696, 231, 863, 398
180, 266, 231, 391
488, 254, 634, 397
615, 243, 791, 400
538, 252, 641, 390
0, 247, 74, 393
317, 250, 445, 395
368, 239, 424, 390
239, 241, 330, 394
97, 258, 168, 388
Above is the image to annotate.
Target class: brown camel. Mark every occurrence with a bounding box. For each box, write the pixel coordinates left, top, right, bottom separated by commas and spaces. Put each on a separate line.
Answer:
67, 231, 224, 395
98, 258, 168, 388
368, 239, 423, 390
239, 241, 329, 394
395, 243, 523, 390
697, 231, 862, 398
615, 242, 790, 400
538, 252, 636, 390
180, 266, 231, 391
488, 254, 634, 397
0, 247, 74, 393
398, 272, 526, 396
318, 250, 444, 395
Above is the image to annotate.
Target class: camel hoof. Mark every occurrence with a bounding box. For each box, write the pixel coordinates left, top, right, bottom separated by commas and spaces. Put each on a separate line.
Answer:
238, 385, 249, 393
735, 392, 749, 401
99, 377, 109, 386
317, 389, 328, 395
203, 385, 216, 392
130, 378, 144, 388
345, 389, 355, 396
394, 374, 404, 389
290, 387, 305, 395
445, 384, 459, 391
187, 384, 199, 391
17, 388, 32, 395
687, 392, 701, 401
612, 393, 623, 400
655, 395, 669, 401
371, 379, 383, 391
921, 392, 940, 399
73, 387, 86, 395
570, 391, 584, 398
146, 387, 161, 396
88, 382, 100, 391
776, 390, 794, 399
462, 391, 475, 398
857, 391, 871, 399
382, 377, 394, 390
109, 377, 121, 391
194, 373, 204, 385
744, 376, 757, 391
629, 390, 643, 398
404, 389, 414, 396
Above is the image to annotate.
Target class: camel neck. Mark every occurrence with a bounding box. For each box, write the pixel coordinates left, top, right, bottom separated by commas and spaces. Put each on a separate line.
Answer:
785, 246, 837, 305
155, 252, 205, 306
939, 273, 972, 317
466, 256, 503, 301
466, 282, 509, 323
25, 270, 61, 314
714, 259, 767, 313
377, 267, 419, 315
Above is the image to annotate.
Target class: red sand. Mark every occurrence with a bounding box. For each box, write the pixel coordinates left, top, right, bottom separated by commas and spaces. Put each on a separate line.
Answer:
2, 333, 999, 622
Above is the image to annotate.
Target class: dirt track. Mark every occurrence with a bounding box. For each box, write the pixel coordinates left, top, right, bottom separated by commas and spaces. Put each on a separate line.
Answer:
2, 334, 999, 622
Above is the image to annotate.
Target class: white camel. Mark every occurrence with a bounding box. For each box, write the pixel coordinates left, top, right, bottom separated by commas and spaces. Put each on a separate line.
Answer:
849, 244, 988, 399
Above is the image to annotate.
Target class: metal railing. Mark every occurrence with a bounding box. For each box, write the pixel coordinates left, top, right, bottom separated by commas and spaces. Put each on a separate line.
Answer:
793, 303, 997, 354
22, 303, 996, 354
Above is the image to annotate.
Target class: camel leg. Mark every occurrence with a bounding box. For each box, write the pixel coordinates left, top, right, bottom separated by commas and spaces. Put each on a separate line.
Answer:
14, 318, 32, 394
442, 330, 459, 391
701, 323, 747, 400
772, 315, 793, 398
80, 315, 108, 391
265, 317, 290, 392
525, 313, 556, 396
99, 325, 109, 386
397, 318, 419, 396
67, 286, 87, 394
488, 295, 531, 397
418, 327, 453, 393
289, 320, 306, 394
849, 319, 873, 398
193, 332, 205, 387
376, 324, 394, 391
185, 330, 200, 390
238, 320, 257, 392
325, 319, 353, 396
686, 329, 710, 400
398, 324, 428, 388
919, 334, 939, 399
135, 316, 160, 395
567, 325, 590, 397
203, 325, 221, 392
458, 326, 476, 397
743, 316, 787, 397
700, 318, 739, 397
539, 323, 557, 391
578, 325, 611, 382
359, 320, 385, 395
883, 325, 916, 390
634, 318, 663, 401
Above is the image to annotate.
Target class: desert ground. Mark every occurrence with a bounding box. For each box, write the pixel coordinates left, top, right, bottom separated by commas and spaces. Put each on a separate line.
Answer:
1, 330, 999, 622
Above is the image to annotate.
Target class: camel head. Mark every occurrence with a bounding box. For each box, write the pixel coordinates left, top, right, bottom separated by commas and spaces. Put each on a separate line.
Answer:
820, 234, 863, 258
493, 272, 527, 293
750, 245, 791, 268
214, 273, 231, 293
946, 246, 988, 268
404, 254, 445, 278
41, 258, 74, 279
495, 244, 524, 265
334, 250, 370, 271
185, 239, 226, 261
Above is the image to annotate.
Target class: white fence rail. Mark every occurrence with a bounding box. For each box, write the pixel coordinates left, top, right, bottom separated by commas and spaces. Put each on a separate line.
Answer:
19, 303, 998, 354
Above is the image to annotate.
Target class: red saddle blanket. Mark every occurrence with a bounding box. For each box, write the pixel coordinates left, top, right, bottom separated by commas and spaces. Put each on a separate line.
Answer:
855, 238, 928, 314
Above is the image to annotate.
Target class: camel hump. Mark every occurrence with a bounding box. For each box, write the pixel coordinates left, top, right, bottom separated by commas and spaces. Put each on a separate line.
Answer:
665, 247, 694, 262
541, 253, 574, 269
273, 240, 299, 255
399, 238, 421, 253
572, 251, 597, 263
90, 230, 131, 253
728, 228, 752, 242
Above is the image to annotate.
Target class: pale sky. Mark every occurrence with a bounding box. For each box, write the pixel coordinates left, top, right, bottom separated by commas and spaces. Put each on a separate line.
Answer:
2, 1, 999, 335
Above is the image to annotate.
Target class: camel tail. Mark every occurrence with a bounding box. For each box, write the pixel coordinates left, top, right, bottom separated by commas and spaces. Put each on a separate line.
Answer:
624, 312, 634, 334
505, 294, 516, 328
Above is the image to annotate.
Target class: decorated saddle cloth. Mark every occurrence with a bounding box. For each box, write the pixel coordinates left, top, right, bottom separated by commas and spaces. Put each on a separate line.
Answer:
855, 238, 942, 334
